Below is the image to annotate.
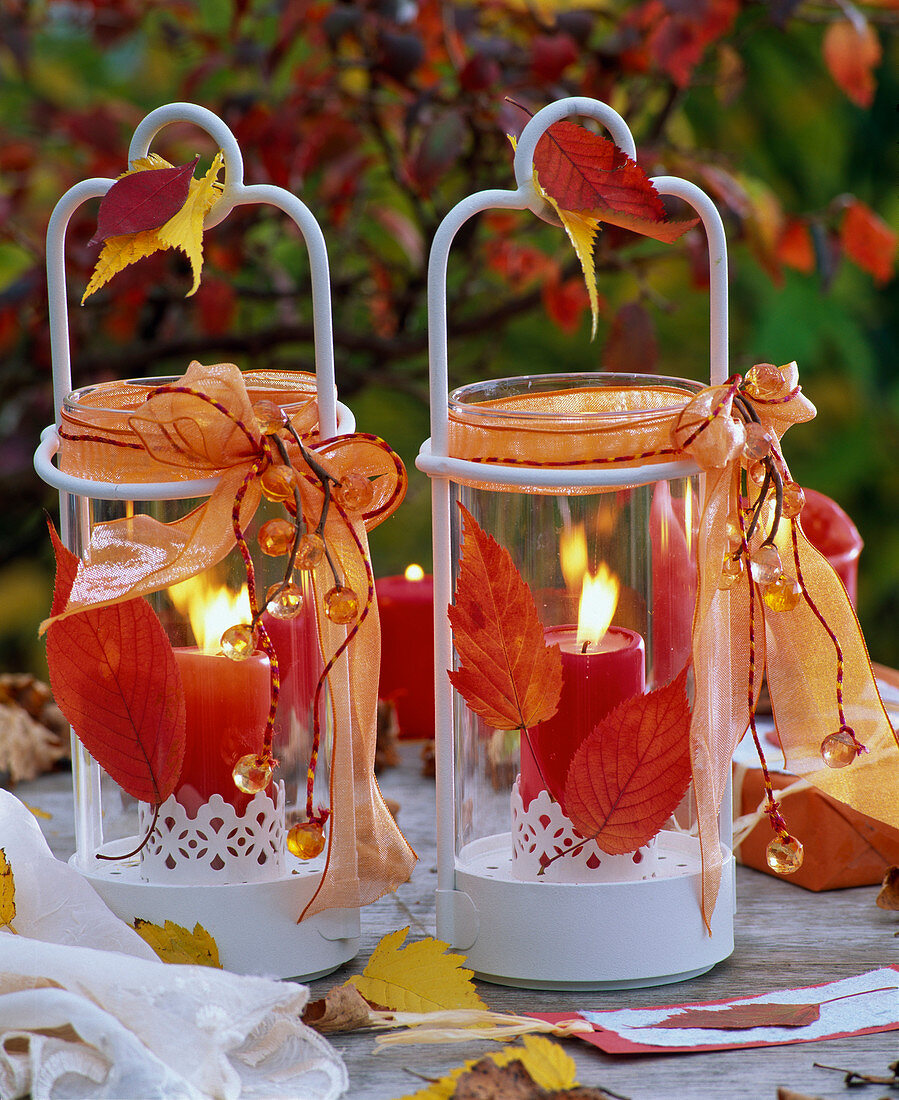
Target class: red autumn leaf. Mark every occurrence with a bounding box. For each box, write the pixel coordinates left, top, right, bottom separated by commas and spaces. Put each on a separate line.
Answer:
448, 504, 562, 731
561, 666, 692, 854
534, 121, 698, 243
45, 524, 186, 805
542, 274, 592, 335
88, 156, 199, 246
602, 301, 658, 373
823, 19, 882, 108
777, 219, 816, 275
644, 0, 739, 88
841, 199, 897, 285
651, 1001, 820, 1030
530, 33, 578, 83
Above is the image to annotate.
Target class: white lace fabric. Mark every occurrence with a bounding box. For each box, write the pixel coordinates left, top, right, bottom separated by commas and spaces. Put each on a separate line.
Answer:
0, 791, 348, 1100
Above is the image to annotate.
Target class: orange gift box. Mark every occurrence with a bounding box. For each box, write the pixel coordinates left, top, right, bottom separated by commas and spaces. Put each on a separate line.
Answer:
734, 762, 899, 891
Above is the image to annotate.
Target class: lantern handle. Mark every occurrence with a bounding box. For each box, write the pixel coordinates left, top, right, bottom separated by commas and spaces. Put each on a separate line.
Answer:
424, 96, 728, 461
44, 101, 339, 440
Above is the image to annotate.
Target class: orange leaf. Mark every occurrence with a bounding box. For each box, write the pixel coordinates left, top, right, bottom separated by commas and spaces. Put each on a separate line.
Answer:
45, 524, 186, 805
562, 666, 692, 854
448, 504, 562, 731
777, 219, 816, 275
841, 199, 897, 284
650, 1001, 820, 1030
534, 121, 697, 244
823, 19, 881, 108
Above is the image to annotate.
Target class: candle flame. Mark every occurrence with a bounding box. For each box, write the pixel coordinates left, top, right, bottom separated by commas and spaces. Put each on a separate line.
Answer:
559, 524, 588, 592
404, 563, 425, 582
577, 564, 620, 650
168, 576, 251, 654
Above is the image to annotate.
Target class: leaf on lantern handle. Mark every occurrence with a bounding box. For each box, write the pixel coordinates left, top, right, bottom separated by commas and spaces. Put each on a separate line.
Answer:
88, 155, 199, 245
44, 522, 186, 806
561, 666, 692, 856
448, 504, 562, 732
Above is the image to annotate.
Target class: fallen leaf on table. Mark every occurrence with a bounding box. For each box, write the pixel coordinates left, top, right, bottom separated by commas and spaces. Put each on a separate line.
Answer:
0, 849, 16, 931
650, 1001, 820, 1030
560, 667, 692, 857
398, 1034, 577, 1100
452, 1056, 619, 1099
449, 504, 562, 733
25, 804, 51, 820
302, 984, 374, 1034
347, 926, 486, 1012
0, 701, 67, 785
776, 1090, 824, 1100
133, 918, 221, 967
876, 865, 899, 911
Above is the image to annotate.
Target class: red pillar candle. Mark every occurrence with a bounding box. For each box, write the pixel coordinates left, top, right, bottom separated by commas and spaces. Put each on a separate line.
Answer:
377, 566, 435, 738
173, 648, 271, 816
520, 625, 645, 810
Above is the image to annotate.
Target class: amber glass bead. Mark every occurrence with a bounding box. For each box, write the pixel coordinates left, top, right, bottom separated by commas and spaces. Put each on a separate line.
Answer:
781, 481, 806, 519
325, 585, 359, 624
750, 543, 783, 585
747, 460, 768, 486
258, 517, 296, 557
821, 729, 858, 769
287, 820, 326, 859
266, 582, 304, 619
725, 516, 744, 553
295, 532, 325, 571
743, 422, 773, 461
744, 363, 787, 401
719, 555, 744, 590
260, 464, 297, 503
253, 400, 285, 436
762, 574, 801, 612
221, 623, 255, 661
334, 471, 375, 514
766, 833, 803, 874
232, 753, 273, 794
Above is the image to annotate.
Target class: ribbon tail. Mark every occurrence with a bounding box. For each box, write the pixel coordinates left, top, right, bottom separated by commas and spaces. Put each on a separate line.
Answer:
765, 518, 899, 825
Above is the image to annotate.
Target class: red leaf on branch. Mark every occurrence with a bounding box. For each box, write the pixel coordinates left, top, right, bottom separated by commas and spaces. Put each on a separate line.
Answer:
841, 199, 897, 284
45, 524, 186, 805
542, 274, 592, 334
651, 1001, 820, 1030
777, 219, 815, 275
534, 122, 697, 243
448, 504, 562, 731
562, 666, 692, 854
823, 19, 881, 108
88, 156, 199, 246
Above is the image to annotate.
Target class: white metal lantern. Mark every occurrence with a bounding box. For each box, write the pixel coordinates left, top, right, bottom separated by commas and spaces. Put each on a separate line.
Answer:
35, 103, 365, 979
418, 97, 736, 989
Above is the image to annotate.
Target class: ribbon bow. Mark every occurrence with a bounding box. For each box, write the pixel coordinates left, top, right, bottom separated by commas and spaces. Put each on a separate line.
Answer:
673, 362, 899, 927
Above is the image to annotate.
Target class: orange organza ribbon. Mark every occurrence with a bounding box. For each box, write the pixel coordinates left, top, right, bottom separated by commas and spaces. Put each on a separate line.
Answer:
47, 361, 416, 917
448, 366, 899, 929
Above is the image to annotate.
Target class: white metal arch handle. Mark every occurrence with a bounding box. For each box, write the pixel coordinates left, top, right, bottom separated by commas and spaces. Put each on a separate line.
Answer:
426, 96, 728, 458
45, 101, 338, 440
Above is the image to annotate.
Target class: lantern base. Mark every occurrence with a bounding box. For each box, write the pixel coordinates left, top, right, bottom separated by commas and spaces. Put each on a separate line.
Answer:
71, 839, 359, 981
447, 830, 734, 990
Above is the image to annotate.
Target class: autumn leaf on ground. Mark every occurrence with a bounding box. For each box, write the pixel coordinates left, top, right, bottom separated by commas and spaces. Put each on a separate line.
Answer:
133, 918, 222, 967
347, 926, 487, 1013
0, 849, 16, 932
823, 18, 881, 108
649, 1002, 821, 1030
841, 200, 897, 285
398, 1034, 577, 1100
449, 504, 562, 732
876, 865, 899, 911
44, 523, 186, 805
88, 155, 198, 245
561, 666, 691, 855
303, 984, 375, 1034
83, 151, 224, 302
452, 1056, 616, 1099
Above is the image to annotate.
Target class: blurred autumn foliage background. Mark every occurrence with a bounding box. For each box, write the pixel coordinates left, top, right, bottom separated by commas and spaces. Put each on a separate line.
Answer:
0, 0, 897, 679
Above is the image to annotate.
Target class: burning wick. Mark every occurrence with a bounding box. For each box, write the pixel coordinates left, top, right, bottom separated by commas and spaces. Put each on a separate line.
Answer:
576, 563, 620, 654
404, 563, 425, 582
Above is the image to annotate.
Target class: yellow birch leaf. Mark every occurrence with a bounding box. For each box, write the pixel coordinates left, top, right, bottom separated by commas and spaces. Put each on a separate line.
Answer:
82, 229, 165, 304
347, 927, 486, 1013
25, 803, 51, 820
133, 918, 222, 967
540, 184, 602, 340
156, 150, 225, 296
396, 1034, 577, 1100
0, 849, 16, 931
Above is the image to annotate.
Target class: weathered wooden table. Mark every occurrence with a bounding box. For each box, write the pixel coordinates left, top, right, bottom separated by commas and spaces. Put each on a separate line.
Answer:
19, 743, 898, 1100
